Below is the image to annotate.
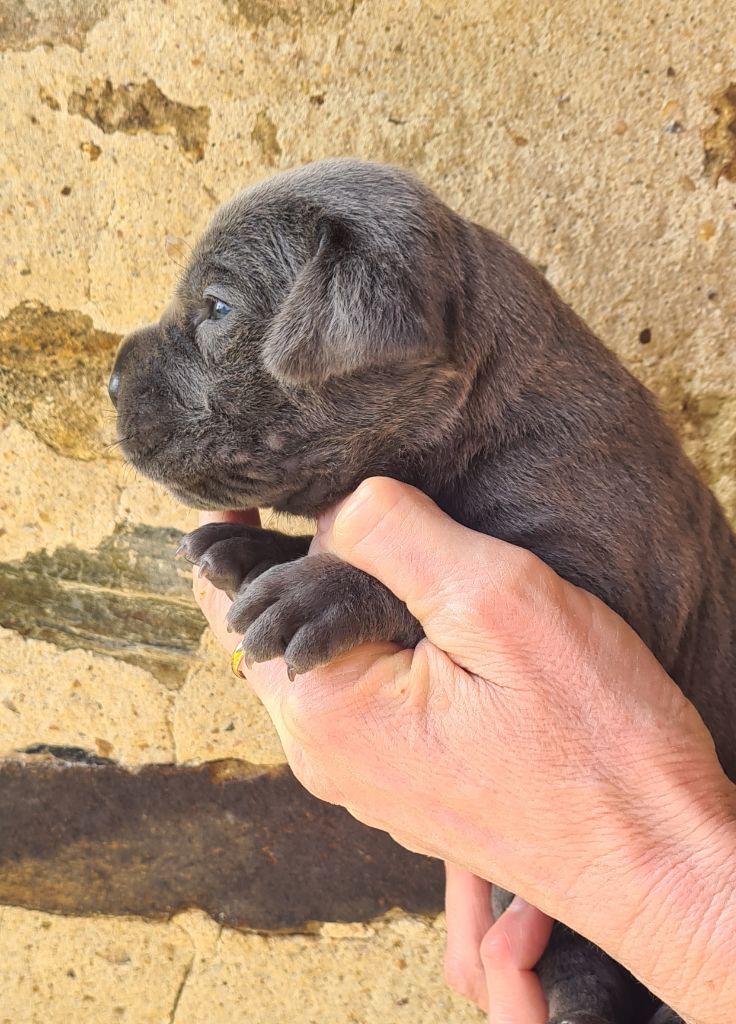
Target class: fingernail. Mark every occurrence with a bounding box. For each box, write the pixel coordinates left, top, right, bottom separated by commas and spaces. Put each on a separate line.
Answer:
330, 483, 374, 542
507, 895, 531, 913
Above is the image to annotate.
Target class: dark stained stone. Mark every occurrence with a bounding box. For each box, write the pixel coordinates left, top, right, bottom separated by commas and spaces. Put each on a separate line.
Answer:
230, 0, 362, 29
0, 0, 109, 51
0, 302, 120, 460
251, 109, 282, 165
21, 744, 115, 766
68, 79, 210, 162
0, 524, 204, 689
0, 756, 444, 929
703, 82, 736, 185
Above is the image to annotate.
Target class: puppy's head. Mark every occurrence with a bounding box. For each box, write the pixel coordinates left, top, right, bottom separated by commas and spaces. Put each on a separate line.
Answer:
110, 159, 472, 516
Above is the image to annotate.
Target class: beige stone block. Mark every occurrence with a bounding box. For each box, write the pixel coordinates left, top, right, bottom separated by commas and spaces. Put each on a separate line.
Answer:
173, 630, 286, 765
175, 912, 481, 1024
0, 907, 197, 1024
0, 421, 196, 562
0, 909, 478, 1024
0, 422, 121, 561
1, 0, 734, 1016
0, 628, 173, 764
115, 474, 197, 535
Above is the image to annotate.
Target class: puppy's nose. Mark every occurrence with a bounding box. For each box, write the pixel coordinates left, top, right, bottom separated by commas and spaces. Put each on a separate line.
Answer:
108, 369, 121, 407
108, 328, 149, 409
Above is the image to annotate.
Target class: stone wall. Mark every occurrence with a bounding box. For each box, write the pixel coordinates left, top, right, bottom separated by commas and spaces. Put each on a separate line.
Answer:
1, 1, 734, 1021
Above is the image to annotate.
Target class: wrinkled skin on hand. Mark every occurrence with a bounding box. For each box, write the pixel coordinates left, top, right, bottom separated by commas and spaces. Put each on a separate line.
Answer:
193, 480, 734, 1024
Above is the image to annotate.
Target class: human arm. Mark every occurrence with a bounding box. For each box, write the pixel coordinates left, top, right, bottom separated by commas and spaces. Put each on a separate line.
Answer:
194, 478, 736, 1024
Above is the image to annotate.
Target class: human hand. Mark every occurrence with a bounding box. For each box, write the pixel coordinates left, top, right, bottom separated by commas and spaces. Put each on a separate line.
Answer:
193, 504, 555, 1022
193, 478, 736, 1023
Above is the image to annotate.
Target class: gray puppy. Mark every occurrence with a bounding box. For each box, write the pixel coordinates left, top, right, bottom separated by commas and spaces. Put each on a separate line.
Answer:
109, 158, 735, 1024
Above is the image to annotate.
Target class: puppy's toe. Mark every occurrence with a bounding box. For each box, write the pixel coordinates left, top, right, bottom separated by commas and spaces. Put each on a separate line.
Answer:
241, 601, 301, 664
227, 563, 293, 635
176, 523, 253, 564
283, 609, 367, 678
198, 539, 275, 597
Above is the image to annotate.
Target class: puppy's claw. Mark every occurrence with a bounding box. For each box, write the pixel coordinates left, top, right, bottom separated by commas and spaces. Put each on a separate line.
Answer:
286, 663, 298, 682
175, 541, 191, 562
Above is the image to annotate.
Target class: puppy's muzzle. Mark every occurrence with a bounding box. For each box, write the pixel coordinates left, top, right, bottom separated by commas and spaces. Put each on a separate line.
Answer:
108, 327, 154, 408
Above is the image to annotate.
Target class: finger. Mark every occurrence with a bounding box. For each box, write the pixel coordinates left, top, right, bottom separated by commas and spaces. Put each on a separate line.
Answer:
486, 967, 548, 1024
192, 571, 240, 654
317, 477, 538, 628
444, 863, 493, 1012
480, 897, 553, 1024
198, 508, 261, 527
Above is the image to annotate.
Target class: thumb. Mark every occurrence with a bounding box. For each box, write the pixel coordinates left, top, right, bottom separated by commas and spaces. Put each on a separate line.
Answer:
318, 477, 531, 630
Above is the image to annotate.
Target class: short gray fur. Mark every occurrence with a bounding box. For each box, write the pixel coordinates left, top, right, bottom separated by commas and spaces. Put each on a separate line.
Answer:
110, 158, 735, 1024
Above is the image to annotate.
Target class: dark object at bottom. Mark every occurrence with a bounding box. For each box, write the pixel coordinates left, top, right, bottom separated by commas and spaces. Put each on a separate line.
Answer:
0, 755, 444, 930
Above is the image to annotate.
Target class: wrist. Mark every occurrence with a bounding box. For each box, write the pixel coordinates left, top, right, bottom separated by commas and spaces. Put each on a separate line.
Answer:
624, 783, 736, 1024
566, 761, 736, 1024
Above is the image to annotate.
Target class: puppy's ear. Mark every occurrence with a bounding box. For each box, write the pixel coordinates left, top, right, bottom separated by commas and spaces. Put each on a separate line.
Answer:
261, 216, 445, 384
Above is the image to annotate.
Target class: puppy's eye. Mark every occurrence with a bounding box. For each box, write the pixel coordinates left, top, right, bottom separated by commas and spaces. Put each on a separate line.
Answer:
208, 298, 232, 321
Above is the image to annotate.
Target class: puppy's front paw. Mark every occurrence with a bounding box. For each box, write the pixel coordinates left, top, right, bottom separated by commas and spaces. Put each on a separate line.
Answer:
229, 554, 422, 678
176, 523, 311, 598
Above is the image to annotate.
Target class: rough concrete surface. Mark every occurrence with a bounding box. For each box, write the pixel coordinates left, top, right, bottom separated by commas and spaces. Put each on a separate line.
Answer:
0, 907, 475, 1024
0, 0, 734, 1020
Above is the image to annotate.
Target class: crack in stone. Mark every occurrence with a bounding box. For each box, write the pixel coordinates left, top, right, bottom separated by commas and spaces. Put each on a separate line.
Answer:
168, 950, 195, 1024
86, 190, 118, 312
167, 691, 180, 764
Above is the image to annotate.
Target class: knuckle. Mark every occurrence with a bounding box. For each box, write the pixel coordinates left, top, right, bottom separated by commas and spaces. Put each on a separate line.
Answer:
352, 475, 394, 506
334, 477, 412, 552
441, 544, 554, 637
479, 924, 513, 969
